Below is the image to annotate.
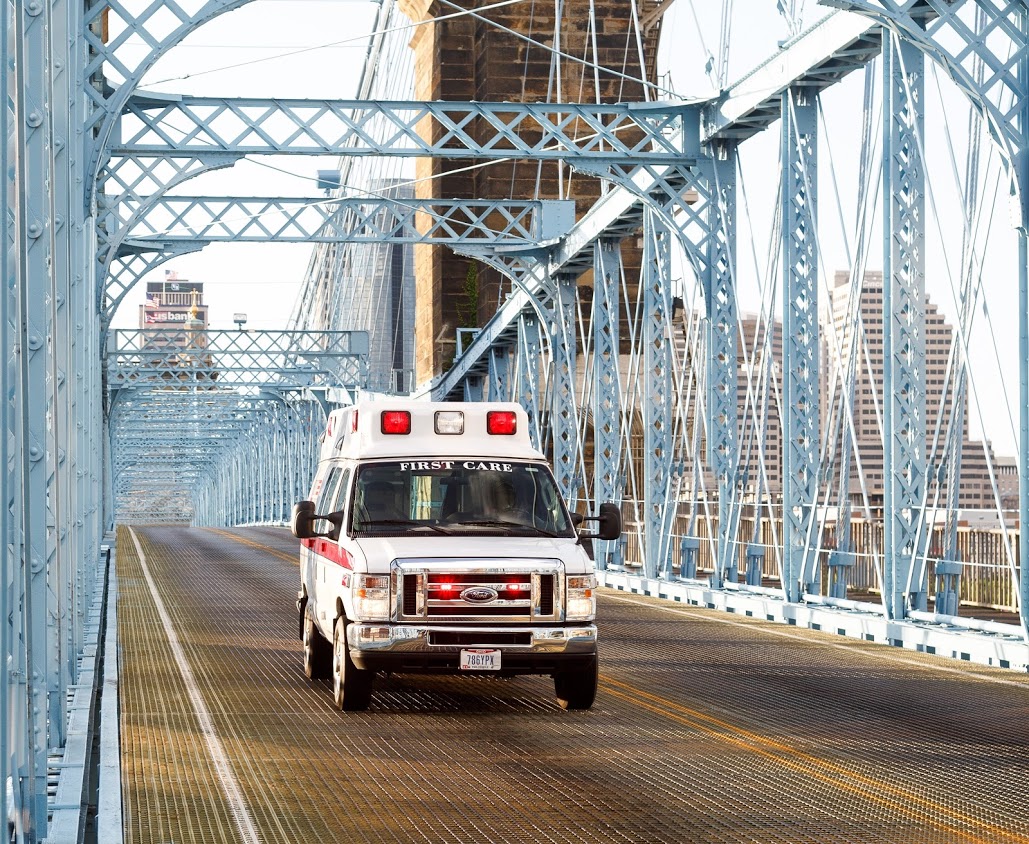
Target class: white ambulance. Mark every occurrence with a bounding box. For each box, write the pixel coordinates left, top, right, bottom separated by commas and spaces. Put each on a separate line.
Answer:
291, 400, 621, 711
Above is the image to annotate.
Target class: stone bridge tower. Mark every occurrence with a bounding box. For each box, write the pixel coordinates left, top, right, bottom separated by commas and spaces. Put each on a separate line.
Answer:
398, 0, 663, 385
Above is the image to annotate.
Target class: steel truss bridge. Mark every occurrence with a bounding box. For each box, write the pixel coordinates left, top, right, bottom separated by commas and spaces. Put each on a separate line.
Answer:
5, 0, 1029, 839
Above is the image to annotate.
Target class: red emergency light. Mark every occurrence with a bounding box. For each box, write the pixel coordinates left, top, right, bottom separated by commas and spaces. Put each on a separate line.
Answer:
380, 410, 411, 434
486, 410, 517, 435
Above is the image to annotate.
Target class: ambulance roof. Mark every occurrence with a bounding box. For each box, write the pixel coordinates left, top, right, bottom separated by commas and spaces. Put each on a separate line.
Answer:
319, 401, 545, 462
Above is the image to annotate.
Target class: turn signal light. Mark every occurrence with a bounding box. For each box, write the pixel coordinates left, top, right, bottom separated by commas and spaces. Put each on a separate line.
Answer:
486, 410, 517, 435
380, 410, 411, 434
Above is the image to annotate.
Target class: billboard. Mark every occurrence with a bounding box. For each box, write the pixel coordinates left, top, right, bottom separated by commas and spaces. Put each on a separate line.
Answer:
144, 310, 192, 324
146, 280, 203, 295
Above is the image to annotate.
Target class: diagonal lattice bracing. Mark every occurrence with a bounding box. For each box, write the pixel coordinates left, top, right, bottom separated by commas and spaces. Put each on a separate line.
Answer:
643, 211, 675, 579
883, 34, 929, 617
578, 154, 739, 582
824, 0, 1029, 223
107, 328, 369, 391
103, 244, 205, 323
593, 237, 623, 571
116, 96, 694, 161
98, 152, 244, 221
108, 388, 321, 524
112, 197, 567, 248
781, 86, 821, 601
82, 1, 249, 191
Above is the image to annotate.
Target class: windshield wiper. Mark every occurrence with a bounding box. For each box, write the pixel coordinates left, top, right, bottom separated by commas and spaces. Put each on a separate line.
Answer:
453, 519, 562, 537
360, 519, 454, 535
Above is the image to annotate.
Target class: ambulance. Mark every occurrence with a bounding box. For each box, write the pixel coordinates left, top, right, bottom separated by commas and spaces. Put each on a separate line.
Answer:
290, 400, 621, 711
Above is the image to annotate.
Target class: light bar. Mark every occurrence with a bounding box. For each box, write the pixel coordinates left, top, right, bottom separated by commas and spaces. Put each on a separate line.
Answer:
434, 410, 464, 434
380, 410, 411, 434
486, 410, 517, 435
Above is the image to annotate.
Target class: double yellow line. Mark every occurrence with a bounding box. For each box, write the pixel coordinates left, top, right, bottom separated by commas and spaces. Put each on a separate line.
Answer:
600, 675, 1026, 843
207, 528, 299, 565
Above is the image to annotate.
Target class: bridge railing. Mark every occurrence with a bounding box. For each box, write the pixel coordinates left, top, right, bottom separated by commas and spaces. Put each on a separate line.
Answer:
610, 505, 1021, 615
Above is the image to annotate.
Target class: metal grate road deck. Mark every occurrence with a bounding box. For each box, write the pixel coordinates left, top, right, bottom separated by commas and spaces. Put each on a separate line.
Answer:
117, 524, 1029, 843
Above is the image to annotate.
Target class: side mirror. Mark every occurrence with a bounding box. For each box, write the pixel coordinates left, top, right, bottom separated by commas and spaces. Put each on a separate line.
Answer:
290, 500, 317, 539
577, 502, 622, 541
595, 502, 622, 541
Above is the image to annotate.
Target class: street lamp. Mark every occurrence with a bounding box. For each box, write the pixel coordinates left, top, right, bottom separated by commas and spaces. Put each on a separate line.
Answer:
233, 313, 248, 331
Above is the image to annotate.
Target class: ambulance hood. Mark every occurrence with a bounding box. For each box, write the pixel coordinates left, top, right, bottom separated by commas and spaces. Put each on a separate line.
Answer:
352, 534, 593, 575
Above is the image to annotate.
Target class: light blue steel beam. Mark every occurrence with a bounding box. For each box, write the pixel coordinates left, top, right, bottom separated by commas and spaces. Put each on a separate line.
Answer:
1022, 15, 1029, 638
11, 0, 53, 833
576, 154, 739, 585
781, 86, 820, 602
82, 1, 253, 202
116, 94, 694, 163
703, 12, 881, 142
883, 34, 928, 618
593, 238, 622, 571
462, 376, 485, 402
821, 2, 1029, 215
643, 210, 674, 579
48, 0, 77, 747
705, 154, 741, 586
1021, 230, 1029, 636
517, 313, 543, 450
107, 328, 369, 392
551, 273, 580, 504
101, 198, 571, 333
111, 196, 567, 251
2, 0, 12, 829
488, 344, 512, 402
100, 151, 243, 210
828, 0, 1028, 634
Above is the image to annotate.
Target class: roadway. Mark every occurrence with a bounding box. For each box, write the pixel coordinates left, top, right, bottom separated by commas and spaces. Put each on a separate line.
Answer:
116, 524, 1029, 844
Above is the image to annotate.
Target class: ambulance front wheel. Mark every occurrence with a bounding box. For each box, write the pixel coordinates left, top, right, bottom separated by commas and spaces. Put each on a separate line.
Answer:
554, 656, 598, 710
302, 610, 331, 681
332, 618, 373, 711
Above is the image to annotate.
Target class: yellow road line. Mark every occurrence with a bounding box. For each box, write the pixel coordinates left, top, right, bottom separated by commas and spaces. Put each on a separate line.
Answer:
599, 676, 1028, 844
206, 528, 299, 565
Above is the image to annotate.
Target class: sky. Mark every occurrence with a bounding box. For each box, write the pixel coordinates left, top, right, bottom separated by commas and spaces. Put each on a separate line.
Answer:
107, 0, 1022, 456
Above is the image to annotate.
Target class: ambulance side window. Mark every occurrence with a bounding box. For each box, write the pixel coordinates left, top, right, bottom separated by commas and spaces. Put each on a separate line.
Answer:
317, 467, 342, 512
315, 467, 350, 540
329, 469, 351, 517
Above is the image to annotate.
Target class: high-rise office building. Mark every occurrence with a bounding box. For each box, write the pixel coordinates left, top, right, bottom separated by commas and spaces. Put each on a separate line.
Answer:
821, 270, 1000, 510
139, 270, 208, 336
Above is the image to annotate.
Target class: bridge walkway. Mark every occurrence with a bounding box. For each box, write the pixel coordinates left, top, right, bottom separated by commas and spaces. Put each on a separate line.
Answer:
115, 525, 1029, 844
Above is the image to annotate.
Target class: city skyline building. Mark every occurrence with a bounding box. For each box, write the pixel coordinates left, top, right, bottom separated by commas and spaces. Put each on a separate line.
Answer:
139, 269, 209, 336
821, 270, 1004, 512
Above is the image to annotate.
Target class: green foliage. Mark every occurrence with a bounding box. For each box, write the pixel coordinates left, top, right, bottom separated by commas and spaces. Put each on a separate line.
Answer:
456, 261, 480, 327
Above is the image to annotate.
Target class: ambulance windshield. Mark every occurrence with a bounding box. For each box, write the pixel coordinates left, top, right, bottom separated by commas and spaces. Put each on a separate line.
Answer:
351, 460, 575, 537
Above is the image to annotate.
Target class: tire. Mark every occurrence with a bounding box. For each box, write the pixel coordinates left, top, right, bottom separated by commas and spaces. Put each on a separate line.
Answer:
554, 657, 598, 710
303, 612, 331, 681
332, 618, 373, 711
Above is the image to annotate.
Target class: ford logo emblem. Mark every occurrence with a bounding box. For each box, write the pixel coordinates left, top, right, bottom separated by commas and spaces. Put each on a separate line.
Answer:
461, 586, 498, 604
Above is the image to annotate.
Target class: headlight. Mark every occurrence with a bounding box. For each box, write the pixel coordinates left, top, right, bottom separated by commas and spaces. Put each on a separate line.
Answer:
354, 574, 391, 620
565, 574, 596, 620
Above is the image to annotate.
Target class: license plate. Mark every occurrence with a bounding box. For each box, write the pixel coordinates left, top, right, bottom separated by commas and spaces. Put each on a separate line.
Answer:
460, 649, 501, 671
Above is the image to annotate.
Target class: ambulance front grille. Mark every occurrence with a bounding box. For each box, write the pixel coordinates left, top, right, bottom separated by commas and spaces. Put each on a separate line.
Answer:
400, 568, 559, 621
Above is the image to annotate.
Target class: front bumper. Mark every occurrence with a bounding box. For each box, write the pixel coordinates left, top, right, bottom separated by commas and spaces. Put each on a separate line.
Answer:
347, 622, 597, 675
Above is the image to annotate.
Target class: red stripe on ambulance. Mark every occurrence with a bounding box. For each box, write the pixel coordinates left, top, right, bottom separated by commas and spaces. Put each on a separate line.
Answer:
301, 537, 353, 569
